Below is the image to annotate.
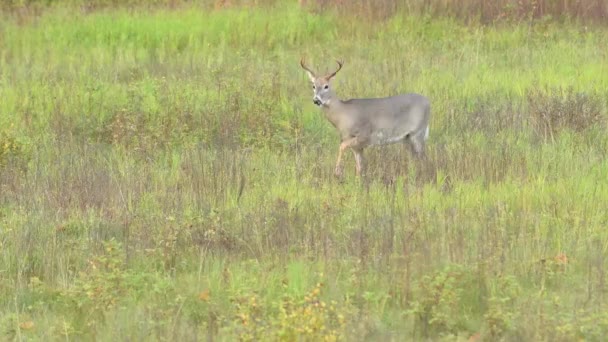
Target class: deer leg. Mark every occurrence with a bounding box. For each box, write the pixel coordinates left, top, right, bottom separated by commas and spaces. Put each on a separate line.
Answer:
334, 147, 344, 177
404, 134, 428, 180
407, 134, 426, 160
353, 149, 364, 176
334, 137, 357, 177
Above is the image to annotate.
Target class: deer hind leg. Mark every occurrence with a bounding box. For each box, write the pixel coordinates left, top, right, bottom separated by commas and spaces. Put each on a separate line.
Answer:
406, 131, 426, 160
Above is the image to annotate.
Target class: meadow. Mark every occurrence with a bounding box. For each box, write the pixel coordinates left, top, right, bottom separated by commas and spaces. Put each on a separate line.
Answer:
1, 1, 608, 340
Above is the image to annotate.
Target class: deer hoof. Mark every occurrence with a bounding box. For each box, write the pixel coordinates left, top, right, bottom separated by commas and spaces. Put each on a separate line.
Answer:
334, 166, 343, 178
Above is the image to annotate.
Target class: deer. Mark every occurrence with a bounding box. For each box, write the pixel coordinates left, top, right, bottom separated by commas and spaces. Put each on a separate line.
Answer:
300, 58, 431, 178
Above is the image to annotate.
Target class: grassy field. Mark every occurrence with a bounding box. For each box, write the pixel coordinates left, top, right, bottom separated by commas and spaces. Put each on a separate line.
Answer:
1, 2, 608, 341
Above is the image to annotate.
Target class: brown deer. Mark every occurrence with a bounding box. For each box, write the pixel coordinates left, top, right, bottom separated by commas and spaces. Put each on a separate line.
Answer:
300, 58, 431, 177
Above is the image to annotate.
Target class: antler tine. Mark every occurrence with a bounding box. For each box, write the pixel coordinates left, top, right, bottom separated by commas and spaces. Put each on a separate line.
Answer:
326, 59, 344, 80
300, 57, 316, 77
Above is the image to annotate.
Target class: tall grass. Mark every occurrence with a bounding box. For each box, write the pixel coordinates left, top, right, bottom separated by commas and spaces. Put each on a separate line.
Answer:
1, 2, 608, 341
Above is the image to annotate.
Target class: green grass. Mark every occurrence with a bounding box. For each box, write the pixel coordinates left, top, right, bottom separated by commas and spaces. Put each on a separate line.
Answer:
1, 3, 608, 341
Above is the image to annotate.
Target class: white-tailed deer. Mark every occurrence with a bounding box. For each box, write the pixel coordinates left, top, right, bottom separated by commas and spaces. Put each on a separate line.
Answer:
300, 58, 431, 177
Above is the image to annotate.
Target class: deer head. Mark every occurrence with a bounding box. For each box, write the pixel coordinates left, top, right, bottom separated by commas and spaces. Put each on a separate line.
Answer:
300, 58, 343, 107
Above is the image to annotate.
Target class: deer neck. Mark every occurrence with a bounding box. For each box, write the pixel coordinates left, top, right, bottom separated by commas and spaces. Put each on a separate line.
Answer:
321, 98, 347, 129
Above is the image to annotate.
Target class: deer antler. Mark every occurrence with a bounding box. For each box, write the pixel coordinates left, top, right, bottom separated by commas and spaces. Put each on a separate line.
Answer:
326, 60, 343, 80
300, 58, 317, 77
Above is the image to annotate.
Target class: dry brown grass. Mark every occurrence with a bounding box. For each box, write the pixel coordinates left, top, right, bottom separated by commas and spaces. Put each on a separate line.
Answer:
3, 0, 608, 23
304, 0, 608, 23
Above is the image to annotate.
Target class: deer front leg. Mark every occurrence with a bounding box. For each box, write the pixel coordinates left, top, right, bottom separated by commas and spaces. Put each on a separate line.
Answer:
353, 149, 364, 176
334, 137, 357, 178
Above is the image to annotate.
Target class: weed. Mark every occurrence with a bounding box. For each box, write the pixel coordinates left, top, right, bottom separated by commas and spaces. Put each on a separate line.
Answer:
232, 282, 350, 341
528, 87, 605, 141
408, 265, 470, 337
0, 124, 28, 168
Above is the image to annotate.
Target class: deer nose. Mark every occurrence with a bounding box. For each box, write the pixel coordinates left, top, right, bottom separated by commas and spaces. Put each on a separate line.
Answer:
313, 97, 322, 106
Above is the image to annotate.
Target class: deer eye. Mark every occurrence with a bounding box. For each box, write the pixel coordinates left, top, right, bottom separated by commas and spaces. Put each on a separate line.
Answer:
324, 85, 329, 89
312, 85, 315, 90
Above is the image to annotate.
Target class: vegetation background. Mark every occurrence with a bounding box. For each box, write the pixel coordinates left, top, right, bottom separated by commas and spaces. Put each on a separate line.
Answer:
1, 0, 608, 340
